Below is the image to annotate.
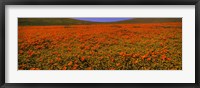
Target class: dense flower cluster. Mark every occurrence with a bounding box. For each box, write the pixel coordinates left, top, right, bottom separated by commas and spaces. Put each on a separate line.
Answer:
18, 22, 182, 70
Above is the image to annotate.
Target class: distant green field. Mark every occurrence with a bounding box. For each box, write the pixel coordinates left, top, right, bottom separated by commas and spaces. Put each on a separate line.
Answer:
18, 18, 96, 26
18, 18, 182, 26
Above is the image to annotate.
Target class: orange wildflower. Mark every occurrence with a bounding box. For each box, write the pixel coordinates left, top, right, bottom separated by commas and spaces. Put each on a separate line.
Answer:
56, 57, 61, 61
161, 55, 166, 60
116, 63, 121, 66
30, 68, 35, 70
167, 58, 171, 61
62, 66, 67, 70
81, 57, 85, 61
68, 61, 73, 66
147, 58, 151, 61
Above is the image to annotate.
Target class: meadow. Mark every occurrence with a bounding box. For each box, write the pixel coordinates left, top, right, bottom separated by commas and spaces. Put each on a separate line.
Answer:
18, 19, 182, 70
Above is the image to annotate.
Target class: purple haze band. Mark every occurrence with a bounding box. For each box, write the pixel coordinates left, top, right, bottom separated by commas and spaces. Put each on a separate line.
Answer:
73, 18, 133, 22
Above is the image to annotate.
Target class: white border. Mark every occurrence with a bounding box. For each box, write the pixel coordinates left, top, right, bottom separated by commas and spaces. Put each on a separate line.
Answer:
5, 5, 195, 83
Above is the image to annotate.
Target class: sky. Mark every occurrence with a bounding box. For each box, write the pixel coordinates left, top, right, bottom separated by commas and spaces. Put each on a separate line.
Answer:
73, 18, 132, 22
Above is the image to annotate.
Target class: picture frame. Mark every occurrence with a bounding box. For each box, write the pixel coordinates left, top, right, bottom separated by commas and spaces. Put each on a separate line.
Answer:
0, 0, 199, 88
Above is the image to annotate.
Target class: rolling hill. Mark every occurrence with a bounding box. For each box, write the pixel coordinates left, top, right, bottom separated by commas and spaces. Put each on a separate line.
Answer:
18, 18, 182, 26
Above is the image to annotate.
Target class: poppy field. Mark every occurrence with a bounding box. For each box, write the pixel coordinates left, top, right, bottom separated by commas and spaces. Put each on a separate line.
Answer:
18, 19, 182, 70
